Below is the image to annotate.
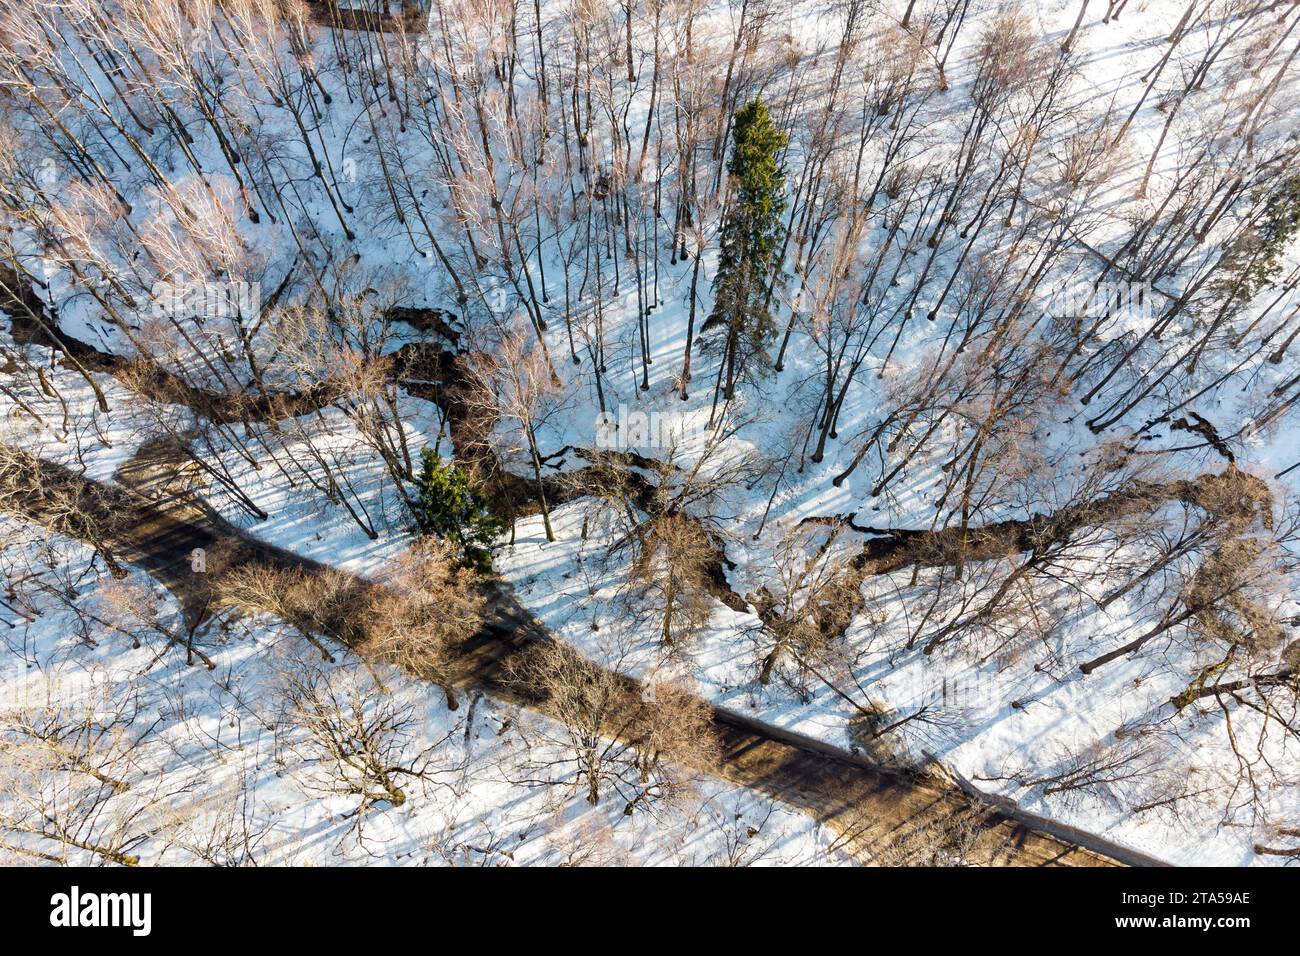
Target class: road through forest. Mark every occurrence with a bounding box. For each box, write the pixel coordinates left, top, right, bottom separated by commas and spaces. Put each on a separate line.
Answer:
0, 439, 1163, 867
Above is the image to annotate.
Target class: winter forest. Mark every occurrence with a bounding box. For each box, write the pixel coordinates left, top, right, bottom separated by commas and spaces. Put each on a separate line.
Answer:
0, 0, 1298, 869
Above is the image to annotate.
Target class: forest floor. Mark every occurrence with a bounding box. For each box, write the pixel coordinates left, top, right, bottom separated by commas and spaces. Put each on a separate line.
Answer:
2, 0, 1297, 866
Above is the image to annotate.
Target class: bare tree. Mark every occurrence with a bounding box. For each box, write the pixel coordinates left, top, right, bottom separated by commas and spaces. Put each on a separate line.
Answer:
511, 639, 717, 814
276, 657, 462, 845
360, 540, 486, 709
462, 325, 567, 542
0, 690, 171, 866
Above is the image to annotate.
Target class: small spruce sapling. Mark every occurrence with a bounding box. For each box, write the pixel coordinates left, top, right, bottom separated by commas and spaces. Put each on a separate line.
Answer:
409, 448, 503, 571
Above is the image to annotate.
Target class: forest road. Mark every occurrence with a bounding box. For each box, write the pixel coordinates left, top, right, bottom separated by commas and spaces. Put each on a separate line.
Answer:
0, 443, 1165, 867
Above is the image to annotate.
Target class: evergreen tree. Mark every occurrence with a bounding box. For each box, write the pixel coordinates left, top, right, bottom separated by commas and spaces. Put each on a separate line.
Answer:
1217, 173, 1300, 310
409, 448, 504, 571
703, 98, 789, 403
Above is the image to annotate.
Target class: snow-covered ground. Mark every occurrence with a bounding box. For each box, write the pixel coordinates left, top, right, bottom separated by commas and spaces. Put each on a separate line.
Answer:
2, 0, 1299, 865
0, 518, 846, 866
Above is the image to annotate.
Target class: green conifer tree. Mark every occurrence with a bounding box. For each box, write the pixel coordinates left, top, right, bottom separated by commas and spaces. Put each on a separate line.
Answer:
703, 98, 789, 403
409, 448, 503, 571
